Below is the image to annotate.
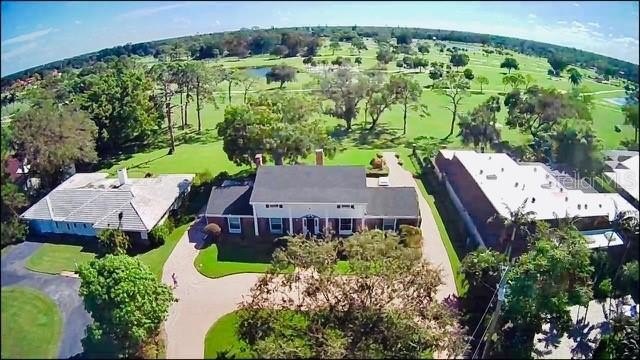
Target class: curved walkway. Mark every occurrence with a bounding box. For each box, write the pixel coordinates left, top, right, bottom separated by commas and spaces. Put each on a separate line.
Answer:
1, 241, 92, 359
162, 219, 259, 359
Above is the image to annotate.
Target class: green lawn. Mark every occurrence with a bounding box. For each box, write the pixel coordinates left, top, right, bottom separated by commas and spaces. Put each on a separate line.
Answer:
1, 287, 63, 359
25, 242, 97, 275
194, 238, 277, 278
25, 224, 189, 277
204, 311, 252, 359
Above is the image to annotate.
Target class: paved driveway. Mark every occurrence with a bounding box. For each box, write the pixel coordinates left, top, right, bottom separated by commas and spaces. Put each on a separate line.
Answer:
1, 241, 92, 359
382, 152, 458, 300
162, 219, 259, 359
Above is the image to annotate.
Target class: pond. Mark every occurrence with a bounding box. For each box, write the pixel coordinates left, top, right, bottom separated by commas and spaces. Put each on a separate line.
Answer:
603, 97, 628, 106
245, 66, 270, 77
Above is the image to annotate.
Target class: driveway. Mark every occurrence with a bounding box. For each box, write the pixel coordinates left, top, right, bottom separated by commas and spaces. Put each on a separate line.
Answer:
162, 219, 259, 359
382, 152, 458, 300
1, 241, 92, 359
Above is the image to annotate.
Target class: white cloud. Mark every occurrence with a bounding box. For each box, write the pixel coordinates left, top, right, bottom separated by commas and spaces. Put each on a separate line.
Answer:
1, 28, 56, 46
215, 20, 221, 25
587, 22, 600, 28
1, 42, 38, 60
528, 13, 537, 19
557, 20, 567, 25
116, 3, 191, 21
74, 20, 82, 25
573, 2, 580, 7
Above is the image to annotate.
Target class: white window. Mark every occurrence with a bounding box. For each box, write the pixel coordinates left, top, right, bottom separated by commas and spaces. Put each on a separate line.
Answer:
266, 204, 283, 208
339, 218, 352, 234
337, 204, 354, 209
269, 218, 283, 234
383, 218, 396, 231
228, 217, 241, 234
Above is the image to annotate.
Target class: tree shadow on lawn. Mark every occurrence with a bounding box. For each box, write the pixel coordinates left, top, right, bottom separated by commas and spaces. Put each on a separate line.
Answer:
27, 234, 101, 255
216, 237, 277, 264
330, 123, 407, 150
174, 128, 221, 146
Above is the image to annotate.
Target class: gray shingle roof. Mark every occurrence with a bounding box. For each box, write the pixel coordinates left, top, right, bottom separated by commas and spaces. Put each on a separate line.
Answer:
206, 185, 253, 216
366, 187, 420, 217
250, 165, 368, 204
21, 173, 194, 232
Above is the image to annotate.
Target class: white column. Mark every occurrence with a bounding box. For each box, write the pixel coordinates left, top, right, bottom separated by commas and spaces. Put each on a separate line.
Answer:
361, 218, 365, 231
325, 208, 329, 235
252, 204, 259, 236
288, 207, 293, 235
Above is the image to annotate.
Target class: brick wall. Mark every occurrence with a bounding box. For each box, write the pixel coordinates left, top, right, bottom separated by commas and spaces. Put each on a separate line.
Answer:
437, 155, 505, 249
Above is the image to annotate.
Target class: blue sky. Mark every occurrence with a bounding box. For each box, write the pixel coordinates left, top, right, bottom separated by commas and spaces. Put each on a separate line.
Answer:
1, 1, 639, 76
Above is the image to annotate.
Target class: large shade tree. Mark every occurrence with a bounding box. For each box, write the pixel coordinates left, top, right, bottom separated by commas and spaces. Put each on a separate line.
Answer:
434, 72, 471, 140
74, 58, 161, 155
217, 91, 335, 166
12, 101, 97, 191
319, 67, 370, 131
457, 95, 502, 153
500, 57, 519, 74
78, 255, 176, 357
388, 74, 423, 135
237, 230, 467, 358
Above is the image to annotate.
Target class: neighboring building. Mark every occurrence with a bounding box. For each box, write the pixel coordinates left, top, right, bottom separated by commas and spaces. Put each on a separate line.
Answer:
205, 151, 421, 237
434, 150, 637, 253
603, 150, 639, 208
21, 169, 194, 240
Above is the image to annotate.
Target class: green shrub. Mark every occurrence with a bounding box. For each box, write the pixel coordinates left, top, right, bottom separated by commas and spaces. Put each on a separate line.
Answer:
399, 225, 422, 249
149, 221, 172, 246
98, 228, 131, 255
194, 170, 214, 187
366, 166, 389, 177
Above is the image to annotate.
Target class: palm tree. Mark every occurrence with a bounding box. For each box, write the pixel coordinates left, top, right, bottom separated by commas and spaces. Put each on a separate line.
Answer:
150, 62, 179, 154
568, 68, 583, 87
488, 198, 537, 260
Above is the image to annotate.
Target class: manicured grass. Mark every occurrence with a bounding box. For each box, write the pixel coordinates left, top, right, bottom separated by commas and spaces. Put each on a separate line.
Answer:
25, 242, 97, 275
136, 223, 190, 279
25, 224, 189, 277
194, 239, 276, 278
111, 39, 633, 180
1, 287, 63, 359
204, 311, 251, 359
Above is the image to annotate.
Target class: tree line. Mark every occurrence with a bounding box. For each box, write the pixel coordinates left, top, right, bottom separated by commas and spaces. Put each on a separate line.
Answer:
2, 25, 638, 89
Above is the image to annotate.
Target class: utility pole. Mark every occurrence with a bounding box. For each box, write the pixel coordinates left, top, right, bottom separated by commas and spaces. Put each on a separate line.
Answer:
480, 265, 509, 359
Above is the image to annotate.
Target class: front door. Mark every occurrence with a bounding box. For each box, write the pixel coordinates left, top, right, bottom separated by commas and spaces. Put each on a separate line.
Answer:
303, 217, 318, 235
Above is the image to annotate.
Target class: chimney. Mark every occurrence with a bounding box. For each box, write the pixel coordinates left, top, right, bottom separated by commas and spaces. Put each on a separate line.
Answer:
315, 149, 324, 166
254, 154, 263, 167
117, 168, 129, 186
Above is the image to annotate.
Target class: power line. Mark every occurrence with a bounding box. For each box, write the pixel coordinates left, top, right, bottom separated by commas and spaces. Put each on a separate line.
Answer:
470, 265, 511, 359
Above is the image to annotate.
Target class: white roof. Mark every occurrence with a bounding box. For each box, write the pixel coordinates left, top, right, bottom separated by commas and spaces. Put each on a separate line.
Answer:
439, 150, 638, 221
604, 153, 639, 203
22, 172, 194, 232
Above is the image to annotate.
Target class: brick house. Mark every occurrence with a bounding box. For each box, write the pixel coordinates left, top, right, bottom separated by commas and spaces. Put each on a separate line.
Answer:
434, 150, 637, 254
205, 151, 421, 238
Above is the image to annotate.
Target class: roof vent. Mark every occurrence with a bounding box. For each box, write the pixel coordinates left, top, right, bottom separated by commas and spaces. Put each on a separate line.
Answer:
565, 196, 568, 202
515, 182, 519, 187
584, 204, 588, 210
599, 204, 602, 208
486, 174, 497, 180
577, 204, 582, 210
534, 167, 537, 172
480, 169, 483, 175
531, 197, 536, 203
560, 188, 564, 193
501, 167, 504, 172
